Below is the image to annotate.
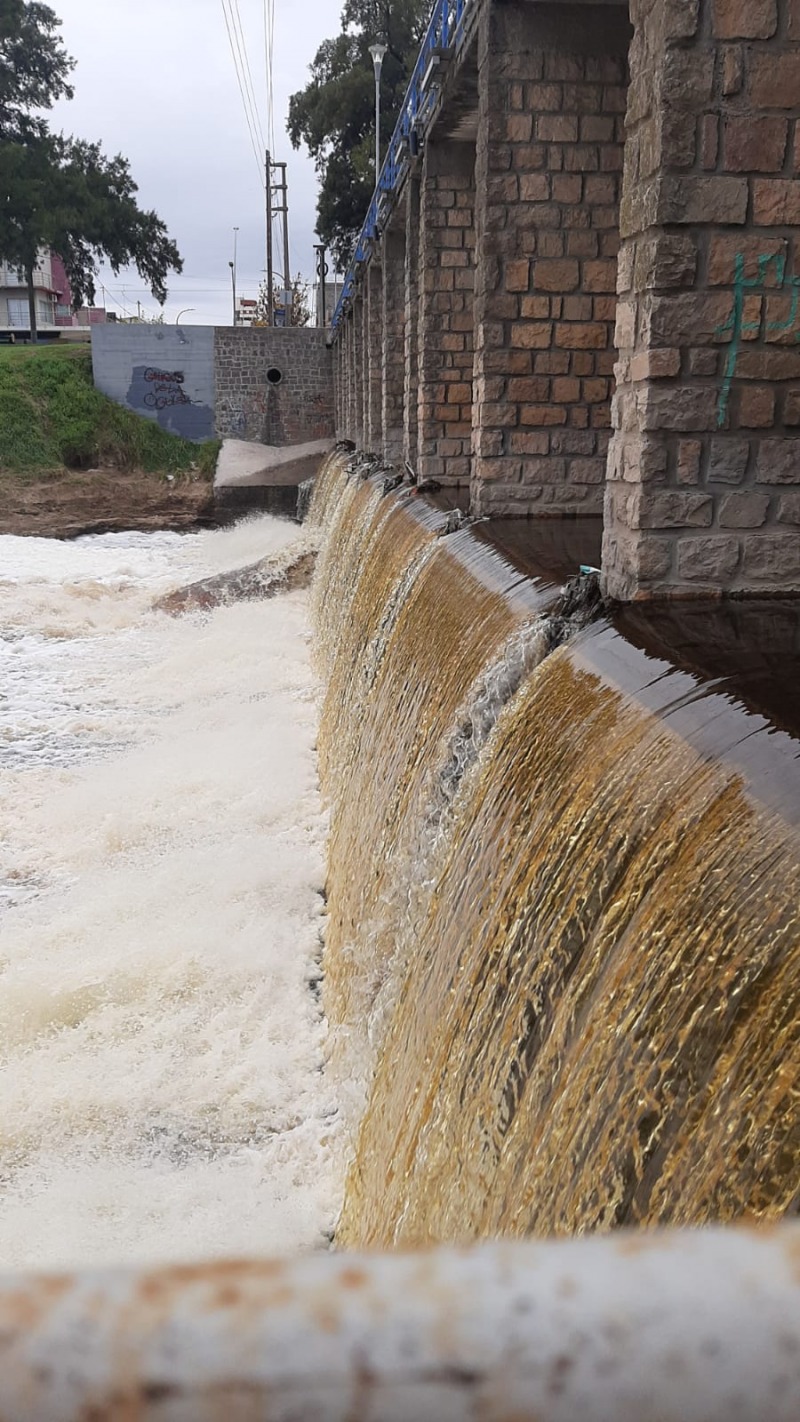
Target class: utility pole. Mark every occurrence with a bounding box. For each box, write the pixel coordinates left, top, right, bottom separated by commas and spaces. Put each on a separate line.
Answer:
270, 160, 290, 323
265, 149, 274, 326
265, 155, 291, 325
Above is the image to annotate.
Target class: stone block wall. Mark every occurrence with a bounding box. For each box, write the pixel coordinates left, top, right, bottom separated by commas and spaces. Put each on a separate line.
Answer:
472, 1, 630, 517
604, 0, 800, 597
418, 140, 477, 485
366, 262, 384, 452
382, 223, 406, 464
404, 176, 422, 468
334, 322, 344, 436
331, 0, 800, 598
342, 310, 356, 442
214, 328, 334, 445
359, 290, 369, 447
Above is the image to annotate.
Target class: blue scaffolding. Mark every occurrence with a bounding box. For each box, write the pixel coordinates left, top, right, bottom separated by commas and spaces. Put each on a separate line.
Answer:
331, 0, 475, 333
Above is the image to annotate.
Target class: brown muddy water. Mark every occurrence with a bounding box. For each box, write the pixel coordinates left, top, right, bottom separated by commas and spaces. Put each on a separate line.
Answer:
309, 451, 800, 1248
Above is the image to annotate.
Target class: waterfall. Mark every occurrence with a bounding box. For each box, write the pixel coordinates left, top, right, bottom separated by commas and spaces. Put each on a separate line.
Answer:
310, 451, 800, 1247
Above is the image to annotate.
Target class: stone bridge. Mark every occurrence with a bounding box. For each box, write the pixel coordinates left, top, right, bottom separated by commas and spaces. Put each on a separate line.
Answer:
330, 0, 800, 599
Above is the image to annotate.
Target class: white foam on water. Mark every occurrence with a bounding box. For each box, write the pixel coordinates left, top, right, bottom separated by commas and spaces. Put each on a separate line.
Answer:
0, 519, 341, 1270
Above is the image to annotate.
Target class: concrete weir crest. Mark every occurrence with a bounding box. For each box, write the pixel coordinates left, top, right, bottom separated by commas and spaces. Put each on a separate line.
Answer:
332, 0, 800, 601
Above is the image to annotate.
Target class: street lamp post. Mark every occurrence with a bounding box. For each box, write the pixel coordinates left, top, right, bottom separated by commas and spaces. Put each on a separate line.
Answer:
230, 226, 239, 326
369, 42, 388, 187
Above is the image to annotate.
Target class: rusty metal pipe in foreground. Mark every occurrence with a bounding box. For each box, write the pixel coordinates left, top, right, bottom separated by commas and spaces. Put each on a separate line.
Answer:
2, 1226, 800, 1420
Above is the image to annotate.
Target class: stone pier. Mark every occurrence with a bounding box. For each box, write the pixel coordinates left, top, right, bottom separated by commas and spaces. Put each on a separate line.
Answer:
417, 137, 477, 486
331, 0, 800, 599
404, 175, 422, 469
382, 219, 406, 464
472, 2, 629, 518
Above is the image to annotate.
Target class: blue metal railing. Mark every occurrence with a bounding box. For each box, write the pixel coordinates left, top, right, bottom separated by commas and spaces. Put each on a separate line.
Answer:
330, 0, 474, 333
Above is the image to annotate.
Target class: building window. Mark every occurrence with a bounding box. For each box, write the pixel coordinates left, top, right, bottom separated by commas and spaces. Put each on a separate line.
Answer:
6, 299, 55, 328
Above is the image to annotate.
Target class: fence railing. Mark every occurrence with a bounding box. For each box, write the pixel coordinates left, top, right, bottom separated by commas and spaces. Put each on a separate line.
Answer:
331, 0, 475, 333
2, 1227, 799, 1418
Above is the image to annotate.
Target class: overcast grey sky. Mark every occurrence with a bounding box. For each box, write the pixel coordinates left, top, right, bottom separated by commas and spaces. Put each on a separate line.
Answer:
49, 0, 339, 324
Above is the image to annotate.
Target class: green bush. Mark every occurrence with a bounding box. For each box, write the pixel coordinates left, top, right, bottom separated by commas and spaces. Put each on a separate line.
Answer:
0, 345, 219, 478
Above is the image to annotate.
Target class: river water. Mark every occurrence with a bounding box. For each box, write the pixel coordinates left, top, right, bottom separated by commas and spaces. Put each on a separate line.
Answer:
0, 519, 340, 1270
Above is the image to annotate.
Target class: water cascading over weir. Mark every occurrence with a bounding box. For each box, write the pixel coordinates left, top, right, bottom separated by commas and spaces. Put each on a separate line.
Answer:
311, 0, 800, 1270
309, 0, 800, 1271
309, 448, 800, 1246
3, 452, 800, 1420
6, 0, 800, 1402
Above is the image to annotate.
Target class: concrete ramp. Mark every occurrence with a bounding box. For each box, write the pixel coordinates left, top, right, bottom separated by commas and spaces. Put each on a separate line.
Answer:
214, 438, 331, 519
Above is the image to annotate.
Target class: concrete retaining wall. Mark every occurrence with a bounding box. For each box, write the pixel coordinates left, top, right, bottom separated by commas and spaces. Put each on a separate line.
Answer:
91, 326, 335, 449
91, 325, 216, 442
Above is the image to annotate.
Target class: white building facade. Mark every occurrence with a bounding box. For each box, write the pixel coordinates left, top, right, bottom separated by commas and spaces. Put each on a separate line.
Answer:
0, 252, 61, 334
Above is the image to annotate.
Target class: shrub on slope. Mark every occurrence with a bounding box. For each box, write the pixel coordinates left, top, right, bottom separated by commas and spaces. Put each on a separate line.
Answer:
0, 345, 218, 478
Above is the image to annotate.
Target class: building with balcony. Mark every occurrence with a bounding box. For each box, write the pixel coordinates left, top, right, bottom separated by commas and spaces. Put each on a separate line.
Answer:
0, 249, 106, 337
0, 252, 58, 334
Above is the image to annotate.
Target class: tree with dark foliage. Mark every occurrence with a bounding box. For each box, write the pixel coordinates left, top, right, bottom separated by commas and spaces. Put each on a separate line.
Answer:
288, 0, 430, 272
0, 0, 73, 136
0, 0, 182, 340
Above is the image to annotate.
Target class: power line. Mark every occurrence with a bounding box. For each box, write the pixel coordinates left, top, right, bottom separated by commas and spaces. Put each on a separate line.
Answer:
100, 283, 133, 318
228, 0, 265, 156
220, 0, 265, 188
106, 285, 267, 294
223, 0, 264, 183
263, 0, 270, 150
271, 2, 276, 147
230, 0, 266, 154
264, 0, 276, 152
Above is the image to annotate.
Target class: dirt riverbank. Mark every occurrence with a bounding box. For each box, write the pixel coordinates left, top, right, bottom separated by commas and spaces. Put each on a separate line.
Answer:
0, 469, 216, 539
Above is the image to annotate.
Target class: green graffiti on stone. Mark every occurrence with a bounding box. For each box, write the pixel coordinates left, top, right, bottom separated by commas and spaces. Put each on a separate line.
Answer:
716, 249, 800, 428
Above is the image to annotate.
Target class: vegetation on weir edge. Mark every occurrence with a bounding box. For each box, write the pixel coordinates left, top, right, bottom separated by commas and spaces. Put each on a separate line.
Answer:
0, 344, 219, 480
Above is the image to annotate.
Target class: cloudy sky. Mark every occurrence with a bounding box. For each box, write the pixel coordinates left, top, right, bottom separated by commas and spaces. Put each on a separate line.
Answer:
49, 0, 339, 324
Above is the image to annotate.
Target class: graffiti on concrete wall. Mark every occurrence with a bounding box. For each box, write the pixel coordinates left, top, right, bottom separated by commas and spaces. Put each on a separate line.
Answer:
91, 326, 216, 444
126, 364, 215, 441
143, 368, 191, 410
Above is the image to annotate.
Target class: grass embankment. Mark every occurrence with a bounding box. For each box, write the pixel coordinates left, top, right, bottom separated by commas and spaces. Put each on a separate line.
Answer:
0, 344, 220, 535
0, 343, 218, 475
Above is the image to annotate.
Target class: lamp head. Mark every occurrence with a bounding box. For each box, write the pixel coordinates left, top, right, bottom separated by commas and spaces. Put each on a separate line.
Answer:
369, 41, 388, 75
